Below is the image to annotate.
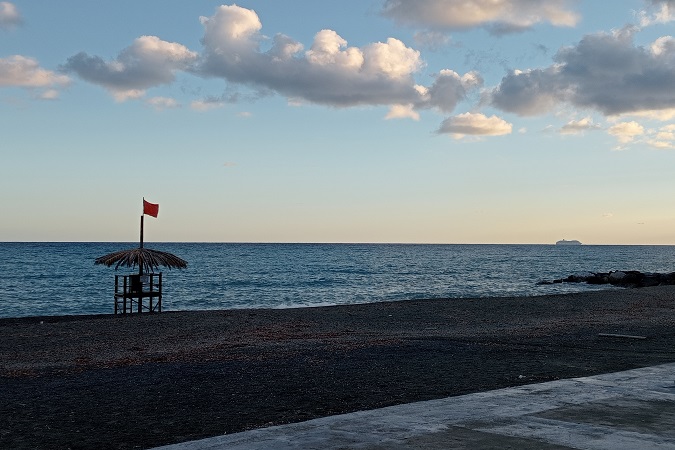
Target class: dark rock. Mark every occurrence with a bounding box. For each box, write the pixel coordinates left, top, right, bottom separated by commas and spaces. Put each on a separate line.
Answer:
585, 274, 608, 284
538, 270, 675, 288
642, 275, 661, 287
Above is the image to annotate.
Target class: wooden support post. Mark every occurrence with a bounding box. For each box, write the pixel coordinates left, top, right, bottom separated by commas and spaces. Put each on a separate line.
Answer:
158, 272, 162, 313
149, 274, 153, 313
123, 276, 128, 314
112, 272, 167, 315
114, 275, 119, 314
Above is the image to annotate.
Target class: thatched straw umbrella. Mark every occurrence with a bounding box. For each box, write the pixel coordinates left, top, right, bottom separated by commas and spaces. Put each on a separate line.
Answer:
95, 247, 187, 274
95, 200, 187, 314
95, 199, 187, 275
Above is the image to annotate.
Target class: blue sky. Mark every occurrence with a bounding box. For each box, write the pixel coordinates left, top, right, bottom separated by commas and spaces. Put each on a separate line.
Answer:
2, 0, 675, 244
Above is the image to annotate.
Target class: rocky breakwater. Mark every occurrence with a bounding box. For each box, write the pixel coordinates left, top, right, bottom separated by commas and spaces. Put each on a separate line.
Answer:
539, 270, 675, 288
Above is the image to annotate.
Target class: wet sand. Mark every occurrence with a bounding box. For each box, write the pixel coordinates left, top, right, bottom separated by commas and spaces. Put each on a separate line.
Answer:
2, 286, 675, 449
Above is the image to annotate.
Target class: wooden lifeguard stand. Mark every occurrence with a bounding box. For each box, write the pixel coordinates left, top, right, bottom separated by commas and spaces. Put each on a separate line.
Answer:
95, 199, 187, 315
114, 272, 162, 314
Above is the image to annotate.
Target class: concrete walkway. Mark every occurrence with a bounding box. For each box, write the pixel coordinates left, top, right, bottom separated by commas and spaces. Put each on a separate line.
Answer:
154, 363, 675, 450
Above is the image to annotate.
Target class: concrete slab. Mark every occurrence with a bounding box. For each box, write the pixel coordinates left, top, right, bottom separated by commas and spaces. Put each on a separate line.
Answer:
153, 363, 675, 450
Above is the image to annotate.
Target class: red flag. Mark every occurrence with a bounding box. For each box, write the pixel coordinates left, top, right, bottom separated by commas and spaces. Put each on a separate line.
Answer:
143, 199, 159, 218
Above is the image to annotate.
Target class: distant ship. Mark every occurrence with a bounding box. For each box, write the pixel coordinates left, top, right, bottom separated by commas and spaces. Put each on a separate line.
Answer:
556, 239, 582, 245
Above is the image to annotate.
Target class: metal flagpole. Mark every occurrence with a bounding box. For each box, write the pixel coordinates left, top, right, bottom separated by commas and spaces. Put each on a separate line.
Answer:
139, 199, 144, 276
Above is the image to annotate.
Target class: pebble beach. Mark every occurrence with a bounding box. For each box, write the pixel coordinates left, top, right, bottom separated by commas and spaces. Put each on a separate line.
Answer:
2, 286, 675, 449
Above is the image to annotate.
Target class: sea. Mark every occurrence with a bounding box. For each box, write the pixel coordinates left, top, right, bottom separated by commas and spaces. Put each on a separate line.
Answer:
1, 242, 674, 319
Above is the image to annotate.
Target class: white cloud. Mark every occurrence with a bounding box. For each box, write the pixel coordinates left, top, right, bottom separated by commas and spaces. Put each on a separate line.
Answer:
605, 120, 675, 150
491, 67, 560, 116
620, 108, 675, 121
113, 89, 144, 102
0, 55, 70, 99
381, 0, 579, 34
63, 35, 197, 101
491, 28, 675, 118
190, 90, 250, 111
638, 0, 675, 26
647, 139, 675, 149
37, 89, 60, 100
191, 98, 225, 111
423, 69, 483, 113
646, 123, 675, 148
362, 38, 423, 79
197, 5, 430, 109
305, 29, 364, 70
199, 4, 262, 46
65, 4, 482, 128
146, 96, 180, 110
413, 31, 452, 50
650, 36, 675, 56
559, 117, 600, 135
385, 104, 420, 120
0, 2, 21, 29
608, 121, 645, 143
438, 112, 512, 137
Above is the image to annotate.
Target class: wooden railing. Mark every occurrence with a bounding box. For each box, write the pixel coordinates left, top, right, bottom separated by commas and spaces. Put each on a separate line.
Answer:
114, 273, 162, 314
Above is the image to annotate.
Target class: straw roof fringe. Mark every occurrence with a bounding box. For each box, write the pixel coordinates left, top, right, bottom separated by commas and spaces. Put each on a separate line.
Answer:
95, 247, 188, 273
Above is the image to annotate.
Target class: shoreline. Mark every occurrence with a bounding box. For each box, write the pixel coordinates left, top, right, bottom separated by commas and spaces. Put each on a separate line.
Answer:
0, 283, 627, 323
2, 286, 675, 449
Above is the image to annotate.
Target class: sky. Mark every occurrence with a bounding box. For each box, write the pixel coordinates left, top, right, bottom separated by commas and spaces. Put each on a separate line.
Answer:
2, 0, 675, 244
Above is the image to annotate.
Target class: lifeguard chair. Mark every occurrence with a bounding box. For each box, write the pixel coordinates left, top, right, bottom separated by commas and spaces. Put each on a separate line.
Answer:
95, 199, 187, 315
114, 273, 163, 314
